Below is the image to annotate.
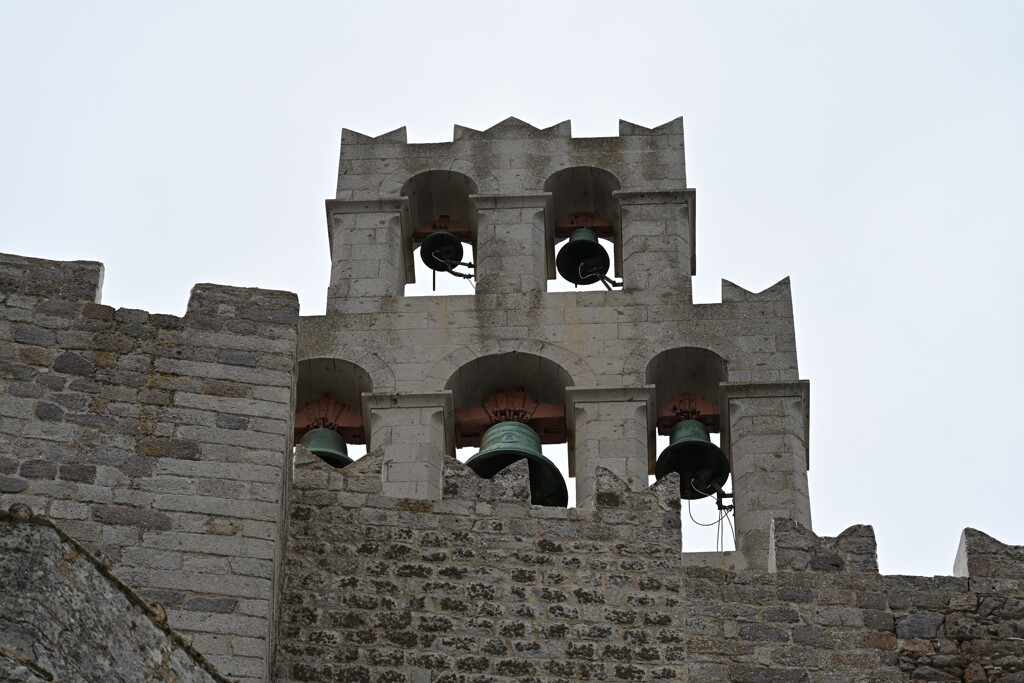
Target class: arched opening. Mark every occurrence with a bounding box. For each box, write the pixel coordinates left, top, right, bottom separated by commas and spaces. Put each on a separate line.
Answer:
294, 358, 373, 467
401, 171, 478, 297
544, 166, 622, 291
645, 347, 734, 552
446, 352, 572, 506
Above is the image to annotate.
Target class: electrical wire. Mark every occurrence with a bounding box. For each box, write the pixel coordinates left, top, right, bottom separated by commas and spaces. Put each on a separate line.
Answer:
687, 478, 737, 552
686, 495, 726, 527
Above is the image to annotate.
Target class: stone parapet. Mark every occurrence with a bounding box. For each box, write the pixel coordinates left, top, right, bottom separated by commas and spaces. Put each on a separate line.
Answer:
954, 528, 1024, 580
0, 253, 103, 303
770, 518, 880, 573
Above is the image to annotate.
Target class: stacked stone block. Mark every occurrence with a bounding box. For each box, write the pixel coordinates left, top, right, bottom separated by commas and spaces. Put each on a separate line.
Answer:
0, 253, 298, 682
617, 190, 695, 294
365, 391, 452, 501
473, 196, 549, 296
278, 452, 684, 683
567, 386, 655, 508
278, 458, 1024, 681
326, 199, 406, 300
724, 381, 812, 570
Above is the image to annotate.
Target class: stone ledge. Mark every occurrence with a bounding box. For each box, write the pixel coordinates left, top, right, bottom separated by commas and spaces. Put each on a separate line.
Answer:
469, 193, 551, 210
325, 197, 407, 215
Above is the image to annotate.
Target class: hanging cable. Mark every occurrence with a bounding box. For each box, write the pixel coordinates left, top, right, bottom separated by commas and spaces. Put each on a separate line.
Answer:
689, 478, 738, 553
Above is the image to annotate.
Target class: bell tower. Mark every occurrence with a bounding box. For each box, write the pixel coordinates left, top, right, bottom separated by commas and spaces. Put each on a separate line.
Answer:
301, 116, 810, 569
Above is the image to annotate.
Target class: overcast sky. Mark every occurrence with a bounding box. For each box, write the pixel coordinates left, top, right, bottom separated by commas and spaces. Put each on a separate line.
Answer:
2, 2, 1021, 576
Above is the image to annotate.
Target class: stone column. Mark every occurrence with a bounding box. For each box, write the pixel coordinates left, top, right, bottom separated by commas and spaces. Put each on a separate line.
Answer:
722, 380, 811, 569
566, 387, 656, 508
471, 193, 549, 296
363, 392, 453, 501
614, 190, 695, 294
326, 198, 407, 309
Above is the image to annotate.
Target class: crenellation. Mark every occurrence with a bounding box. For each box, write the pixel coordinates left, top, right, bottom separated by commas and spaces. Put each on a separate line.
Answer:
2, 114, 1020, 683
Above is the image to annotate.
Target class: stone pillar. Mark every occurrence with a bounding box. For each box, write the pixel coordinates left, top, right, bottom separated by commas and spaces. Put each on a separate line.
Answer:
614, 190, 695, 294
363, 392, 453, 501
471, 194, 549, 295
326, 198, 406, 308
722, 381, 811, 569
566, 387, 656, 508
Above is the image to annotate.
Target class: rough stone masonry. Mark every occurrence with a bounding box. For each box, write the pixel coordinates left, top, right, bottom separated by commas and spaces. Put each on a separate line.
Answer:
2, 117, 1023, 682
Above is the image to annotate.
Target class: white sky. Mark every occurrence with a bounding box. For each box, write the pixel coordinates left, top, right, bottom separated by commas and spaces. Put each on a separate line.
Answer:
2, 1, 1021, 576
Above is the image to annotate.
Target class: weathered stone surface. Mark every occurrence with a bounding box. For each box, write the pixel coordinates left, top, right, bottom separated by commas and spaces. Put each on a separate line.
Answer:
0, 511, 226, 683
770, 518, 879, 573
897, 611, 946, 638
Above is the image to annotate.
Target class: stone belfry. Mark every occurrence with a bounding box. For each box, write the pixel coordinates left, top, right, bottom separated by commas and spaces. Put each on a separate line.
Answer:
299, 116, 811, 569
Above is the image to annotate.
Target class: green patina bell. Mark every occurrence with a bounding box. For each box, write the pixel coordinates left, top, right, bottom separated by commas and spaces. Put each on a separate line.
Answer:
300, 427, 353, 469
555, 228, 611, 285
420, 229, 464, 271
465, 421, 568, 507
655, 419, 730, 500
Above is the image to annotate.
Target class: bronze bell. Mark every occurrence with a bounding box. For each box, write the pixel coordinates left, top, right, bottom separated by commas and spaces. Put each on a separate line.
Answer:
655, 419, 730, 499
420, 229, 464, 271
555, 228, 611, 285
465, 421, 568, 507
299, 427, 353, 468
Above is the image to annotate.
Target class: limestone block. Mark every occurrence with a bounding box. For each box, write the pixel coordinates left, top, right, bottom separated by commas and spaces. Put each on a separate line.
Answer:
364, 392, 453, 501
722, 381, 811, 570
567, 387, 656, 507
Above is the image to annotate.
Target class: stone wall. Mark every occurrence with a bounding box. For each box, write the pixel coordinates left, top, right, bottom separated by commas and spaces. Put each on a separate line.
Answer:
277, 452, 1024, 682
0, 253, 299, 682
277, 450, 683, 682
0, 507, 227, 683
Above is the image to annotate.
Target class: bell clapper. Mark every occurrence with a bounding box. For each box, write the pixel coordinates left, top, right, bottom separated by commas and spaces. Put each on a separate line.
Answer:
431, 251, 474, 278
574, 263, 621, 291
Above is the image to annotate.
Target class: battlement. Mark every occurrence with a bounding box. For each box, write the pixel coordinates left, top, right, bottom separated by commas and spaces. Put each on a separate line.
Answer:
0, 253, 299, 683
4, 114, 1021, 683
330, 117, 692, 303
339, 116, 684, 145
277, 449, 1024, 683
335, 115, 687, 203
